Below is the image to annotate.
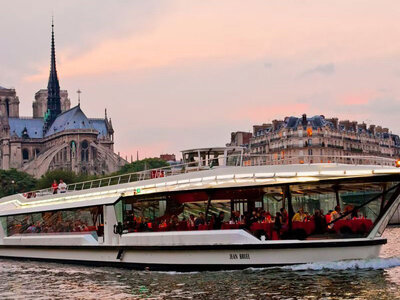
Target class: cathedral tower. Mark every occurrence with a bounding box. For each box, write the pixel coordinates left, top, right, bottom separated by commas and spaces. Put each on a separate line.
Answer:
44, 19, 61, 131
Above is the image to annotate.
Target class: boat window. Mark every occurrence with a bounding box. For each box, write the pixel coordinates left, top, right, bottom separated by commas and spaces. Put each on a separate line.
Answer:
5, 206, 104, 237
117, 179, 400, 240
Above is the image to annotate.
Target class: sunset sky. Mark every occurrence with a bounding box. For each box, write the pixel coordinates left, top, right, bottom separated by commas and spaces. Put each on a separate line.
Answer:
1, 1, 400, 159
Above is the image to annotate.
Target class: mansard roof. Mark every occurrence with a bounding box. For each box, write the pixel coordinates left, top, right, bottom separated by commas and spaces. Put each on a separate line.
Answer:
284, 115, 333, 130
9, 118, 44, 139
45, 105, 94, 137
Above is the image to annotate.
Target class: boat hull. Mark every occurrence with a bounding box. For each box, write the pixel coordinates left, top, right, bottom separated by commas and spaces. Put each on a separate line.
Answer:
0, 238, 386, 271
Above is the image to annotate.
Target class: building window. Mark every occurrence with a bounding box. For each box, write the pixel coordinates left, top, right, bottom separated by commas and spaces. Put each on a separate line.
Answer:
5, 99, 9, 117
22, 149, 29, 160
81, 140, 89, 162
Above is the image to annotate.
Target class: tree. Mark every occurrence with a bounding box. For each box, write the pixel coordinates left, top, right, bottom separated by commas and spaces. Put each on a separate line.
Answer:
117, 158, 169, 175
0, 169, 37, 197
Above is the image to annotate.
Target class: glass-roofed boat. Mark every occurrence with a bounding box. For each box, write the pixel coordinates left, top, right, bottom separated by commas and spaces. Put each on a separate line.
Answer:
0, 151, 399, 271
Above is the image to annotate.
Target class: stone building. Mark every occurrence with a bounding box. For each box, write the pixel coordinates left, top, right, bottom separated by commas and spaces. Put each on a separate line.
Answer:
0, 22, 125, 177
227, 131, 252, 148
241, 114, 400, 166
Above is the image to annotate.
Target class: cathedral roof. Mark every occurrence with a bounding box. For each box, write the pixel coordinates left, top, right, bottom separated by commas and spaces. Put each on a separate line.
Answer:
45, 105, 94, 137
90, 118, 108, 138
9, 118, 44, 139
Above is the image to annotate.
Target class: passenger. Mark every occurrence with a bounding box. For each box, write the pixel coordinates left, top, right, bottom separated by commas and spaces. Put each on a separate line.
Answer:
330, 206, 341, 221
351, 209, 359, 220
208, 214, 216, 229
250, 210, 258, 224
159, 219, 168, 229
243, 211, 252, 229
343, 205, 353, 220
58, 179, 67, 193
292, 208, 306, 222
256, 211, 263, 222
325, 210, 333, 224
188, 214, 196, 227
280, 208, 288, 223
263, 212, 272, 223
26, 224, 36, 233
273, 212, 283, 238
194, 212, 206, 228
170, 215, 180, 230
51, 180, 58, 194
229, 215, 236, 224
312, 209, 326, 234
234, 211, 242, 223
213, 212, 225, 229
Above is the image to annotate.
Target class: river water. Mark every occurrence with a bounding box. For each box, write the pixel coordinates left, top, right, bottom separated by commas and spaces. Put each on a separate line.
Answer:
0, 227, 399, 299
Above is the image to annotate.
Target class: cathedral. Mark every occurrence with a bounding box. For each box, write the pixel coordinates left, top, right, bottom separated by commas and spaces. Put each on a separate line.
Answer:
0, 22, 126, 178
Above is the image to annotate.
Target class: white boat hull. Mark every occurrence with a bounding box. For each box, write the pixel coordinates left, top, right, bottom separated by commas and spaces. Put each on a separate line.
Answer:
0, 238, 385, 271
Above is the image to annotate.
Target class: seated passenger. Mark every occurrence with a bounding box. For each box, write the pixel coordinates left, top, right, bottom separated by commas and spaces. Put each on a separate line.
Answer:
263, 212, 272, 223
170, 215, 180, 230
280, 208, 288, 223
343, 205, 353, 220
249, 210, 258, 224
330, 206, 341, 221
292, 208, 306, 222
194, 212, 206, 228
213, 211, 225, 229
234, 211, 242, 223
188, 214, 196, 227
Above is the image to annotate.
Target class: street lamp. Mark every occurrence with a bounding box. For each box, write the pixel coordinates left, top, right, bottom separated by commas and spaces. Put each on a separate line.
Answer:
11, 180, 15, 194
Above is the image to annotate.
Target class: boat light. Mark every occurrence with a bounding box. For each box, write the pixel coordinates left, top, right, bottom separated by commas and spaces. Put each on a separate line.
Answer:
216, 174, 234, 180
276, 172, 296, 177
255, 173, 274, 178
345, 170, 373, 176
234, 173, 253, 179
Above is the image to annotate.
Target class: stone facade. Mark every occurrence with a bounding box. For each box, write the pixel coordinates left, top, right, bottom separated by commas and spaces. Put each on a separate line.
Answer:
237, 114, 400, 166
33, 89, 71, 118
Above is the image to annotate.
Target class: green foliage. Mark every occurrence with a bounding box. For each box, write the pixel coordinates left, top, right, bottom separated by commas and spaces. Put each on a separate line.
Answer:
0, 169, 37, 197
117, 158, 169, 175
35, 170, 94, 190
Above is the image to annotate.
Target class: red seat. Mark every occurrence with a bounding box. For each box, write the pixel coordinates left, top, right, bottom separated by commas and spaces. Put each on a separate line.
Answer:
221, 223, 240, 230
198, 224, 210, 230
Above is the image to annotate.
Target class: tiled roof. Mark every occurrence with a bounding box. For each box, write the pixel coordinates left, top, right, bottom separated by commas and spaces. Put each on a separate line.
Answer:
90, 119, 108, 138
9, 118, 44, 138
44, 105, 94, 137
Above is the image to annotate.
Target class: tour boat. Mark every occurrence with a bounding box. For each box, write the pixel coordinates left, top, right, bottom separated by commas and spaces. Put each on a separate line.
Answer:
0, 155, 399, 270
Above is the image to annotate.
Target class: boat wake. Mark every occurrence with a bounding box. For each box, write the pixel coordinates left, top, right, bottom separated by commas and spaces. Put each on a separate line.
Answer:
283, 257, 400, 271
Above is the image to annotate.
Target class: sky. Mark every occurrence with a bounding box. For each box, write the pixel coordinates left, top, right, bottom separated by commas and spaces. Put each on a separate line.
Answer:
1, 1, 400, 159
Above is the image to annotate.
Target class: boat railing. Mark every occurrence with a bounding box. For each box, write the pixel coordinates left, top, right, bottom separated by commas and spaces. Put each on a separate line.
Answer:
19, 154, 397, 199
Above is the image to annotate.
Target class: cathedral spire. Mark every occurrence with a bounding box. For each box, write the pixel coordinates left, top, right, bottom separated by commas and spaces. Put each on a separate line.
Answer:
44, 18, 61, 131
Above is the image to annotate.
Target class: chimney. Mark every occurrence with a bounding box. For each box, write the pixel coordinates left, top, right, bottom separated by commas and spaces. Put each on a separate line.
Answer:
302, 114, 307, 126
369, 124, 376, 134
